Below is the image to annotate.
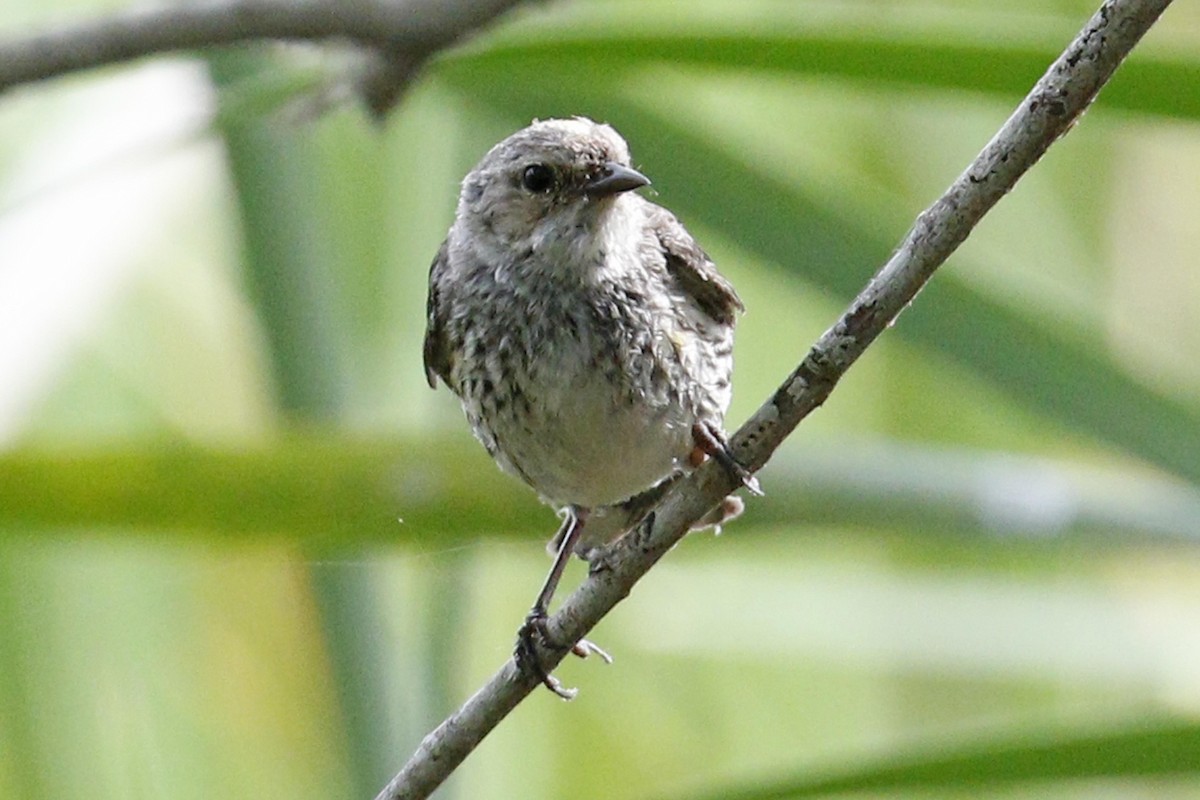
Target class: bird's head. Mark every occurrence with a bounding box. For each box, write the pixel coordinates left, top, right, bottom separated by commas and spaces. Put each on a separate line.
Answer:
454, 117, 651, 261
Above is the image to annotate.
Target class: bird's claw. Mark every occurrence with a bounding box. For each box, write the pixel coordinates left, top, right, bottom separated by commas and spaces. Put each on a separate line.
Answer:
731, 463, 764, 497
692, 422, 763, 496
572, 638, 613, 663
515, 610, 609, 700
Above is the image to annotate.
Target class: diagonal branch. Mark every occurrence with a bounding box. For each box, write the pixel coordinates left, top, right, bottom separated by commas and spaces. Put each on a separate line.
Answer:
0, 0, 533, 115
373, 0, 1175, 797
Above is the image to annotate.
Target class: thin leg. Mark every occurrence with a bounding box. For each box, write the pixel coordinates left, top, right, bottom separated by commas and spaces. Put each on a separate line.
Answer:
516, 507, 609, 700
534, 507, 587, 616
691, 422, 763, 496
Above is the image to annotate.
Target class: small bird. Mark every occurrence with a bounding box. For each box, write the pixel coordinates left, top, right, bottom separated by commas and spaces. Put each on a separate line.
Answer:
423, 118, 756, 697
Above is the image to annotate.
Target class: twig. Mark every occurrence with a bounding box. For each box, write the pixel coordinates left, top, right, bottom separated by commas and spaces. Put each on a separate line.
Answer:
373, 0, 1174, 797
0, 0, 532, 115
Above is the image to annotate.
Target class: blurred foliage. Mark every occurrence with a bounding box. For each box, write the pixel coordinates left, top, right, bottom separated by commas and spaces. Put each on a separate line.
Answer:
2, 1, 1200, 799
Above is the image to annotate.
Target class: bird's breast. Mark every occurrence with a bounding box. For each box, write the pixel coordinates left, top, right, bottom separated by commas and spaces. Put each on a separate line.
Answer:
454, 280, 704, 507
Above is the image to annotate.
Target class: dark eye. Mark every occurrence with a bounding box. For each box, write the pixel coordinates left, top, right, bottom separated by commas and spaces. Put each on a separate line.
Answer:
521, 164, 555, 193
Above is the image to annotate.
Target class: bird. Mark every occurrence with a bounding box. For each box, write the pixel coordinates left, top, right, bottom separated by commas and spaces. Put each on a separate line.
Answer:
422, 117, 757, 697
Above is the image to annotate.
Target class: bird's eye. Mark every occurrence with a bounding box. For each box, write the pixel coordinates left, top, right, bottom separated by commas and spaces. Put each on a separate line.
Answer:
521, 164, 555, 193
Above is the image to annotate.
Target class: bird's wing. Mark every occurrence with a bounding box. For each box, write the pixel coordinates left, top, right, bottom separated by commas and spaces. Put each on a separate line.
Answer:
422, 240, 452, 389
649, 205, 743, 327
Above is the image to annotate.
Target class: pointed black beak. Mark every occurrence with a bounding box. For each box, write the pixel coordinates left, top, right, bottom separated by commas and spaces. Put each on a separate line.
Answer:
584, 162, 651, 197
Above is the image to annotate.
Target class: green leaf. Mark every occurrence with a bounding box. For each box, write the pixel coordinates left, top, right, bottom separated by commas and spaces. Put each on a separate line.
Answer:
2, 435, 1196, 544
208, 49, 349, 421
675, 718, 1200, 799
0, 432, 545, 546
441, 2, 1200, 121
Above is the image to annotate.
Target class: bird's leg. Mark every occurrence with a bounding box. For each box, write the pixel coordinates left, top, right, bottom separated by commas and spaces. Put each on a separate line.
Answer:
515, 506, 611, 700
690, 422, 764, 496
545, 478, 677, 560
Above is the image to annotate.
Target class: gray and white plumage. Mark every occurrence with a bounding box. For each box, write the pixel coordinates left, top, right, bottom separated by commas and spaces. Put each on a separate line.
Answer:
423, 117, 742, 520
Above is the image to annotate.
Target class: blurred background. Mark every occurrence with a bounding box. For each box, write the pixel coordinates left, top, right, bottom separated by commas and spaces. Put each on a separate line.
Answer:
2, 0, 1200, 798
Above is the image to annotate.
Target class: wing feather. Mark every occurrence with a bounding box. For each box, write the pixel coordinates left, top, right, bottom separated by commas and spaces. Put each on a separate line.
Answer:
649, 206, 743, 326
422, 240, 452, 389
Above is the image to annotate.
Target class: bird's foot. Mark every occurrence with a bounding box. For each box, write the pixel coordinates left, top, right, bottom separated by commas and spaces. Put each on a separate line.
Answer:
691, 422, 763, 496
571, 638, 613, 663
515, 609, 610, 701
692, 494, 745, 534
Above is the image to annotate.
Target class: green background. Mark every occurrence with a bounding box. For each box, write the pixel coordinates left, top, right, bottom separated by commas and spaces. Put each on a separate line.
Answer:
2, 1, 1200, 798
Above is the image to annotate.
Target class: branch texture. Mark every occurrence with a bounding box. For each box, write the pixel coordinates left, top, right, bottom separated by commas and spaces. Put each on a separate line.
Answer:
375, 0, 1174, 797
0, 0, 531, 114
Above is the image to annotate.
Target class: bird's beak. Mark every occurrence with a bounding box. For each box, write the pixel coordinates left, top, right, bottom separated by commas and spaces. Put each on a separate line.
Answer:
584, 162, 651, 197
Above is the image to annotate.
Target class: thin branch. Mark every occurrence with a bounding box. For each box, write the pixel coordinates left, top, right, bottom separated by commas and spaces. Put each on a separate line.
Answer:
0, 0, 533, 114
374, 0, 1175, 797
